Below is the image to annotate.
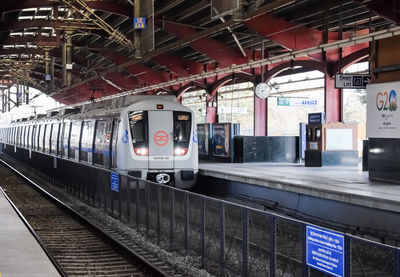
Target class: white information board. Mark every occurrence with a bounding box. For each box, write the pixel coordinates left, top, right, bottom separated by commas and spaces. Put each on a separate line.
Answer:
367, 81, 400, 138
326, 129, 353, 150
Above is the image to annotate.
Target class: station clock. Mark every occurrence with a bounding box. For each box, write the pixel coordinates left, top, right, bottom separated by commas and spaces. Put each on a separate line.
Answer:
254, 83, 270, 99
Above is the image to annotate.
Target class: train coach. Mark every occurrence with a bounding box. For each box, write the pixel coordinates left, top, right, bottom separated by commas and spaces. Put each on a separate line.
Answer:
0, 95, 198, 189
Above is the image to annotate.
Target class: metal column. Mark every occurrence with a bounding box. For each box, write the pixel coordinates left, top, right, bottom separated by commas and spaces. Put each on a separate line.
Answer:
134, 0, 141, 58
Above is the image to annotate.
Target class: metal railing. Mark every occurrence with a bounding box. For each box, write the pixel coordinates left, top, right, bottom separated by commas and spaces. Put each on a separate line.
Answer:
3, 147, 400, 277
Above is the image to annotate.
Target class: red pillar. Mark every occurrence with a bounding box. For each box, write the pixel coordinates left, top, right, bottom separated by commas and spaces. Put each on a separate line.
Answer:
324, 74, 342, 123
254, 97, 267, 136
206, 105, 217, 123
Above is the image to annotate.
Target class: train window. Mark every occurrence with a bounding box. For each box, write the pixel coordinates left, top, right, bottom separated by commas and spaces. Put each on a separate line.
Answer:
69, 121, 81, 160
38, 125, 45, 151
19, 126, 23, 147
80, 121, 94, 163
36, 125, 41, 151
44, 124, 52, 153
16, 127, 20, 147
93, 119, 112, 167
31, 125, 36, 149
111, 119, 119, 169
50, 123, 59, 155
26, 126, 31, 148
61, 122, 71, 158
128, 111, 148, 156
128, 111, 148, 144
22, 126, 25, 148
20, 126, 23, 147
18, 126, 21, 147
173, 112, 191, 156
20, 126, 24, 147
12, 127, 16, 145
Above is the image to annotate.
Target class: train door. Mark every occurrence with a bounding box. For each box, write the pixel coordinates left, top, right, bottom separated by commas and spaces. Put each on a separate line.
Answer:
148, 111, 173, 169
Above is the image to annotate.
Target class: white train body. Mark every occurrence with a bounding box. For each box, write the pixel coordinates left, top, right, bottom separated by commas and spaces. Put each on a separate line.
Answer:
117, 97, 198, 188
0, 95, 198, 189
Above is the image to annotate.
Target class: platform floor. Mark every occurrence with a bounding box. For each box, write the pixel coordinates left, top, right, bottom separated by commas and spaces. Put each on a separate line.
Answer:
199, 162, 400, 213
0, 188, 60, 277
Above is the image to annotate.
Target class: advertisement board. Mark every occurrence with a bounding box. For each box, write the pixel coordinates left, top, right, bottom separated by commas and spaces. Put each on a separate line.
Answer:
197, 124, 210, 157
212, 123, 230, 157
367, 82, 400, 138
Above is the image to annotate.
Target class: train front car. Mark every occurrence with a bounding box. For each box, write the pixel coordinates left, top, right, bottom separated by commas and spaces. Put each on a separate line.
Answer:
117, 96, 198, 189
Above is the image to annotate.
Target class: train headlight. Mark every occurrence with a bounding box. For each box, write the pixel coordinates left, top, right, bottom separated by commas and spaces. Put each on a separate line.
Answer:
174, 147, 188, 156
134, 147, 148, 156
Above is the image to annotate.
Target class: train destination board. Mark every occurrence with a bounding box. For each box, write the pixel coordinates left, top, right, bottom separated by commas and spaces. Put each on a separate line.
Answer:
306, 225, 345, 277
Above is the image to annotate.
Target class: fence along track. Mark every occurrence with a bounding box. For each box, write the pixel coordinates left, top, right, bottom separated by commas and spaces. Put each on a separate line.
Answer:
0, 163, 170, 277
1, 151, 399, 277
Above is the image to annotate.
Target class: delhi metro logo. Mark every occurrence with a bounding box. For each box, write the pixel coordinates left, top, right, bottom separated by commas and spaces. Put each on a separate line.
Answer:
154, 131, 169, 146
376, 90, 398, 112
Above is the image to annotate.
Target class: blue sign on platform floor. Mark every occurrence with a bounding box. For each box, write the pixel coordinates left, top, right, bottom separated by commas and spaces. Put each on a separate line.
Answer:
111, 172, 120, 192
306, 225, 345, 277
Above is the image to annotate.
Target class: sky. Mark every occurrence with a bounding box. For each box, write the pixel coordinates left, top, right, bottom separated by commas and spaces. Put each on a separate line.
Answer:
0, 87, 63, 124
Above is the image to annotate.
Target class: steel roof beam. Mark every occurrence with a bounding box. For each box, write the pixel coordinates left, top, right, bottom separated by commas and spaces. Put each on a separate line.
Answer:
0, 1, 132, 17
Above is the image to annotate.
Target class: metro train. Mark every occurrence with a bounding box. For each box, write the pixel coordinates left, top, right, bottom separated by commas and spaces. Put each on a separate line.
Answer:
0, 95, 198, 189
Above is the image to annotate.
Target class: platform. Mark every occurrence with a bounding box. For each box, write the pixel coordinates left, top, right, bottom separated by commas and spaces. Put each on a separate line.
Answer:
199, 162, 400, 213
0, 188, 60, 277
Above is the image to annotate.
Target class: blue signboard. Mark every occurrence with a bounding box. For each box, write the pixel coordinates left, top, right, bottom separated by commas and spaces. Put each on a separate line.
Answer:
111, 172, 120, 192
306, 225, 345, 277
278, 97, 318, 106
45, 74, 52, 81
134, 17, 146, 29
308, 112, 325, 124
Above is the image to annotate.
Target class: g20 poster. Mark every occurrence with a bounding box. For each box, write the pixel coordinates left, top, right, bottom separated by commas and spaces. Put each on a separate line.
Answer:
367, 81, 400, 138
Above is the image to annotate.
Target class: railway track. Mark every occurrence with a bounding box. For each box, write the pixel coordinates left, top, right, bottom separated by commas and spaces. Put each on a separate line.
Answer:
0, 160, 179, 277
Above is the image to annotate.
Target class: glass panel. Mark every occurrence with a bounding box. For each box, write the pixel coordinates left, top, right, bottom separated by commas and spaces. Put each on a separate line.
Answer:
69, 121, 81, 160
26, 126, 31, 148
44, 124, 52, 153
173, 112, 191, 143
80, 121, 94, 163
31, 125, 36, 150
181, 89, 207, 124
61, 122, 70, 157
111, 119, 119, 169
50, 123, 59, 155
94, 119, 112, 167
37, 125, 42, 151
129, 111, 148, 145
218, 82, 255, 135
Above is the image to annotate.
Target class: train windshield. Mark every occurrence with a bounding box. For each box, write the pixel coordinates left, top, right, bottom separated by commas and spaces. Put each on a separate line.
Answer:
128, 111, 148, 144
173, 112, 191, 143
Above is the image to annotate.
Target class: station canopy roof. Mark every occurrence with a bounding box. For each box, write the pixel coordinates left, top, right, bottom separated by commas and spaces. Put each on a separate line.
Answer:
0, 0, 398, 105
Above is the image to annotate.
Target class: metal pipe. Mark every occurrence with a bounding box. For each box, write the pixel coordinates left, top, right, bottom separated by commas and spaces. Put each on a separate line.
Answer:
51, 58, 55, 93
16, 84, 19, 108
1, 90, 4, 113
66, 33, 73, 86
62, 41, 67, 87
